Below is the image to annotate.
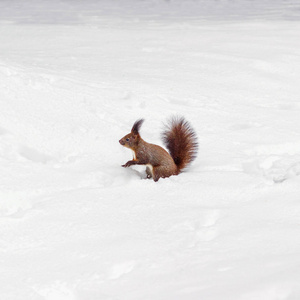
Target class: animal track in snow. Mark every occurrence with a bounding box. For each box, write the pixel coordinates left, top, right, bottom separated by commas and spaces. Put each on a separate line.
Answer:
191, 210, 220, 244
108, 261, 136, 280
18, 146, 53, 164
243, 155, 300, 183
0, 191, 34, 218
0, 130, 53, 164
246, 142, 300, 156
170, 209, 220, 247
33, 281, 75, 300
244, 143, 300, 183
201, 209, 221, 227
262, 157, 300, 183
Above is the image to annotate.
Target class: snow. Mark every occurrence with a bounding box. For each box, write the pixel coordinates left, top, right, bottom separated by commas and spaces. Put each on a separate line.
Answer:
1, 0, 300, 299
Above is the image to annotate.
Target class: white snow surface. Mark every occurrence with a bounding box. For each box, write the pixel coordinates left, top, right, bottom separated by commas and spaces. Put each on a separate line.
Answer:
1, 1, 300, 299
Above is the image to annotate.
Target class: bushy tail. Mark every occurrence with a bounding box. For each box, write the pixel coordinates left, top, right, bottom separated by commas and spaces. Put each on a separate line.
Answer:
162, 116, 198, 173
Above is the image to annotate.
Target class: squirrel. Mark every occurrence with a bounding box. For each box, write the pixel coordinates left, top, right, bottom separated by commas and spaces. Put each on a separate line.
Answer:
119, 116, 198, 181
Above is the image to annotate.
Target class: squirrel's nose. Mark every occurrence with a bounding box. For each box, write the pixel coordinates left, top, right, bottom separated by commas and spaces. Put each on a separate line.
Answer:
119, 139, 125, 145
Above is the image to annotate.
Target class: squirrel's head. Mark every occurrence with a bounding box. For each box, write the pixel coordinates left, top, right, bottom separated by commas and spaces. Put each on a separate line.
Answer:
119, 119, 144, 149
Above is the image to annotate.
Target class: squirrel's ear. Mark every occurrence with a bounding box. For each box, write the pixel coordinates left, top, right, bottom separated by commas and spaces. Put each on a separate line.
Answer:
131, 119, 144, 135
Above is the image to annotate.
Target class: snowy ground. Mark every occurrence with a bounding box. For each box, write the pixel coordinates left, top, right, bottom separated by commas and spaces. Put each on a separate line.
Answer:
1, 1, 300, 299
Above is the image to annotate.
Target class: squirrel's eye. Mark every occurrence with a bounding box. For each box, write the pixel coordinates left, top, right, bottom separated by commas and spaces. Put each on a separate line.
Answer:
126, 138, 129, 141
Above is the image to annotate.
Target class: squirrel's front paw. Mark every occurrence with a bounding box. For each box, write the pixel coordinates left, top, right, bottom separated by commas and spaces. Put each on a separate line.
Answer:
122, 161, 132, 168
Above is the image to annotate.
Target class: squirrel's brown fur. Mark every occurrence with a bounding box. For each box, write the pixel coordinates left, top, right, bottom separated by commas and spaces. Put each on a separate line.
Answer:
119, 117, 198, 181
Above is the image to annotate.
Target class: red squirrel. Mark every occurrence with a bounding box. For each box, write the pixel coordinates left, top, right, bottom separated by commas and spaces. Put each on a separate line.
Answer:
119, 116, 198, 181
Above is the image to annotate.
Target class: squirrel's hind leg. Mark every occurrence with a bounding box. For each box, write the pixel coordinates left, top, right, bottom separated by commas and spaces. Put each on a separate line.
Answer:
152, 165, 175, 182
